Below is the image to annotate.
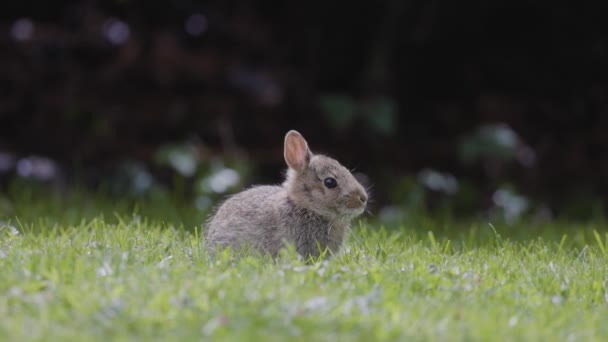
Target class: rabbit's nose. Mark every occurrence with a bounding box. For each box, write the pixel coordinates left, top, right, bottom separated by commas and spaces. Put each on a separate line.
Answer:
358, 192, 368, 205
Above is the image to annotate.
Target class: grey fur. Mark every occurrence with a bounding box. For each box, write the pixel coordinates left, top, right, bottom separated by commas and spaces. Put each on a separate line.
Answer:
204, 130, 368, 260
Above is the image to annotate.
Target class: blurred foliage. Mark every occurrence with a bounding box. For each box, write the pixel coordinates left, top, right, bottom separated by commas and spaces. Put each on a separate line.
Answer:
459, 124, 519, 163
320, 95, 396, 136
1, 1, 608, 221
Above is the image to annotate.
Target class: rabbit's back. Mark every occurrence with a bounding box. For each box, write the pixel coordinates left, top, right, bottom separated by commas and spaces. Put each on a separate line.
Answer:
205, 185, 287, 255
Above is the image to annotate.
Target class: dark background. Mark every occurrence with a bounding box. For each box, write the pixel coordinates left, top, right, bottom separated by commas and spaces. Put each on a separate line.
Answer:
2, 0, 608, 222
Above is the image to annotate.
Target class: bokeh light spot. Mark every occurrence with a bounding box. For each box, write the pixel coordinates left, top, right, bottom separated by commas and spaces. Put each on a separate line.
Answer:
185, 13, 208, 37
103, 18, 130, 45
11, 18, 34, 42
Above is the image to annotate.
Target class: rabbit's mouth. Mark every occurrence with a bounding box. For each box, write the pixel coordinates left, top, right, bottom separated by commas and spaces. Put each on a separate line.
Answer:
342, 199, 367, 217
339, 206, 366, 217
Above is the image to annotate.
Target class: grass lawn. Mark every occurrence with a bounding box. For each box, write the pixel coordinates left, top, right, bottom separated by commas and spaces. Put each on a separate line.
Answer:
1, 190, 608, 341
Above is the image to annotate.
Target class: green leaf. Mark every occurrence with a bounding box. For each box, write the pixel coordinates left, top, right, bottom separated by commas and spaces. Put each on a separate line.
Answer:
319, 94, 356, 129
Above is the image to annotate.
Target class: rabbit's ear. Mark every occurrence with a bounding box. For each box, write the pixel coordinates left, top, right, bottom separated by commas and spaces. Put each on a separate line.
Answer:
284, 130, 312, 172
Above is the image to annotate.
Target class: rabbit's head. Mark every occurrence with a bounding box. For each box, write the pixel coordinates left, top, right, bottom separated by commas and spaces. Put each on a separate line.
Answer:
283, 130, 368, 219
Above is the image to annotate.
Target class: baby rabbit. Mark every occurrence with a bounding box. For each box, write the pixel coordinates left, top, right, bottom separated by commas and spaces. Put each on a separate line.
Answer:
204, 130, 368, 260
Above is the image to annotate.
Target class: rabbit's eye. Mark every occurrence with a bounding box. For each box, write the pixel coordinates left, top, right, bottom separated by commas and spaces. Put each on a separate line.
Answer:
324, 177, 337, 188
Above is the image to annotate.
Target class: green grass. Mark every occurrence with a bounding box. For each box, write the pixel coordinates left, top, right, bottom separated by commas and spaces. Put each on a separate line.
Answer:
1, 191, 608, 341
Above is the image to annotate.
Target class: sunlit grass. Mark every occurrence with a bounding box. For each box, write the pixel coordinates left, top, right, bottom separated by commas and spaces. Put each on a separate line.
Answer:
1, 191, 608, 341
